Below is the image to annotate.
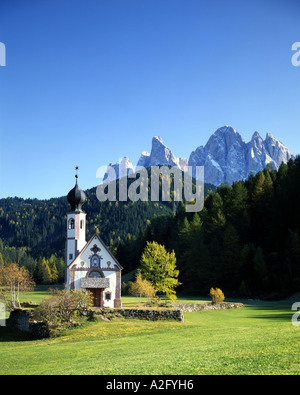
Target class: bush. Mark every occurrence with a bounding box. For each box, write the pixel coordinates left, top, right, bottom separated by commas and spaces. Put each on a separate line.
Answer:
33, 297, 60, 330
33, 288, 93, 334
209, 287, 225, 304
128, 271, 156, 307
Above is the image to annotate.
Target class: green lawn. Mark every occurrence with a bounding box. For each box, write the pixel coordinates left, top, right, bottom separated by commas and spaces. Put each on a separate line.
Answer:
1, 290, 300, 375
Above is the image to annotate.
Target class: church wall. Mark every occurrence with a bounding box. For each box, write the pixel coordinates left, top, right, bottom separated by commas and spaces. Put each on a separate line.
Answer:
65, 184, 122, 308
68, 235, 121, 308
72, 270, 117, 308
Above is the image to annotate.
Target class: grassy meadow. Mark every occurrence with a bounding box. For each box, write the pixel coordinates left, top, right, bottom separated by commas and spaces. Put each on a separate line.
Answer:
1, 287, 300, 375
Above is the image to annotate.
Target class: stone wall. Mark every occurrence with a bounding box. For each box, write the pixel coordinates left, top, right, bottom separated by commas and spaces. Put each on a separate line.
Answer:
173, 302, 243, 312
6, 302, 243, 338
94, 308, 184, 322
7, 309, 50, 339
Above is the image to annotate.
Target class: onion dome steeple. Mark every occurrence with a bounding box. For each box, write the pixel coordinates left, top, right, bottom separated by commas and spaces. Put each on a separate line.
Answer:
67, 166, 86, 211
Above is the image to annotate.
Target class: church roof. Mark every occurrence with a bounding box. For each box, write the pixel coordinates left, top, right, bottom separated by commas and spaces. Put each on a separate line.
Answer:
67, 179, 86, 211
68, 233, 123, 270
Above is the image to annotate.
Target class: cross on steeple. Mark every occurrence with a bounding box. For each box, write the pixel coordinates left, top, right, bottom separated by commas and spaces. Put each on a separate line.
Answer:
75, 166, 79, 182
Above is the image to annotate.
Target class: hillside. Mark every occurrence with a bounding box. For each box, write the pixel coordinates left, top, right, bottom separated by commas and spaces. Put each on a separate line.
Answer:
0, 170, 215, 260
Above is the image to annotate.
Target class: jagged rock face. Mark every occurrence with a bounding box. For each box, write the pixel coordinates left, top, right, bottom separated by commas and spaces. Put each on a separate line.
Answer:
189, 126, 294, 185
178, 157, 189, 171
137, 136, 188, 171
103, 157, 134, 182
149, 136, 179, 167
136, 151, 151, 168
103, 126, 294, 186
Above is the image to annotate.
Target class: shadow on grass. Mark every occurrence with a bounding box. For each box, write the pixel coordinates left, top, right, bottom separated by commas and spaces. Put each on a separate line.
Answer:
248, 312, 294, 322
0, 326, 35, 343
242, 301, 295, 322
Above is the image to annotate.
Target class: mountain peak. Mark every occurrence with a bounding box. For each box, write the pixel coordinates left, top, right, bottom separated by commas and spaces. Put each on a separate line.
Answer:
189, 126, 294, 185
104, 126, 294, 186
103, 157, 134, 182
136, 136, 187, 170
251, 131, 262, 139
214, 125, 238, 135
152, 136, 163, 144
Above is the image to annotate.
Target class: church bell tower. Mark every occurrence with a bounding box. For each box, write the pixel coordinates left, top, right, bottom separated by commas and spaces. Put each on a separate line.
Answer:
65, 168, 87, 284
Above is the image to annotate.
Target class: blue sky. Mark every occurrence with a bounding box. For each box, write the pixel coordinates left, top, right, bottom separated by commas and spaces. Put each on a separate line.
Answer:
1, 0, 300, 199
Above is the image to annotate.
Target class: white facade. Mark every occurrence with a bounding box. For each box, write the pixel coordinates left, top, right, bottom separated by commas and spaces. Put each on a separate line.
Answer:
67, 234, 122, 308
65, 198, 122, 308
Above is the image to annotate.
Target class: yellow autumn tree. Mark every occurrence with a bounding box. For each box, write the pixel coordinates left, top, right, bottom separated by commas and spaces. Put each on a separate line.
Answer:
128, 270, 156, 307
0, 263, 35, 311
140, 241, 180, 301
209, 287, 225, 304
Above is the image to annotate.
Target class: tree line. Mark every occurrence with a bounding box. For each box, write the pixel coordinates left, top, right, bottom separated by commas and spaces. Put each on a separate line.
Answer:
0, 240, 65, 285
0, 171, 213, 285
116, 158, 300, 299
2, 158, 300, 299
0, 183, 178, 259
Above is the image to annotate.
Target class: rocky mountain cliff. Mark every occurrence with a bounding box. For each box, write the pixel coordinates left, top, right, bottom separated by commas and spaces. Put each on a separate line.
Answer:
104, 126, 294, 186
137, 136, 188, 170
189, 126, 294, 185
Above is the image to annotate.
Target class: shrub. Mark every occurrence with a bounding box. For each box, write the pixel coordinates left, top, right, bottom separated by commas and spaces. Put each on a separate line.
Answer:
33, 297, 60, 329
209, 287, 225, 304
128, 271, 156, 307
33, 288, 93, 334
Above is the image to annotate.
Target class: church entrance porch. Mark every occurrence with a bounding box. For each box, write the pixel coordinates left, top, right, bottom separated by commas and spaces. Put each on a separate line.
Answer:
88, 288, 104, 307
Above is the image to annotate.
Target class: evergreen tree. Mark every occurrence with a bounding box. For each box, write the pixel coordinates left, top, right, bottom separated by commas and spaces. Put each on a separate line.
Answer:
222, 224, 241, 289
0, 253, 4, 268
40, 258, 52, 284
253, 246, 268, 290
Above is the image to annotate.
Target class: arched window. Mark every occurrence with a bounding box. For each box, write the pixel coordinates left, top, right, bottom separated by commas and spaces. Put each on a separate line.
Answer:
90, 255, 100, 268
68, 218, 75, 230
88, 271, 101, 278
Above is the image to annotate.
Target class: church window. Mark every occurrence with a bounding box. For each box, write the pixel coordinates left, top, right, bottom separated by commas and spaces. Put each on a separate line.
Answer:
68, 218, 75, 230
105, 292, 111, 300
89, 271, 101, 278
69, 253, 73, 260
80, 220, 84, 229
91, 255, 100, 268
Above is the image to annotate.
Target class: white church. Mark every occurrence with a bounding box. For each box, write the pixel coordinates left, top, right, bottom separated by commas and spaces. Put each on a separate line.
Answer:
65, 173, 122, 308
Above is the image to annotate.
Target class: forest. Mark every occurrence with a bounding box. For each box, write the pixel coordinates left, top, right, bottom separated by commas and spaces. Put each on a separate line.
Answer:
1, 158, 300, 299
0, 187, 175, 257
116, 158, 300, 299
0, 173, 214, 284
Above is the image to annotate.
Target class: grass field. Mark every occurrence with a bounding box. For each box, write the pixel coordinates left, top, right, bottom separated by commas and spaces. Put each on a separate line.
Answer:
1, 287, 300, 375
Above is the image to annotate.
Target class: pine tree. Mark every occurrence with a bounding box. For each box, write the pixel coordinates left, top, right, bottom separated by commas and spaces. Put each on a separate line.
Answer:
253, 247, 268, 291
222, 224, 241, 288
41, 258, 52, 284
0, 253, 4, 268
251, 171, 265, 206
285, 229, 300, 290
48, 255, 59, 284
